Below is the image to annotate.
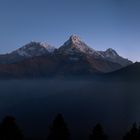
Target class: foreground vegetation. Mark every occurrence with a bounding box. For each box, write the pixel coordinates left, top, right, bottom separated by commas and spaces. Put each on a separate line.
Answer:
0, 114, 139, 140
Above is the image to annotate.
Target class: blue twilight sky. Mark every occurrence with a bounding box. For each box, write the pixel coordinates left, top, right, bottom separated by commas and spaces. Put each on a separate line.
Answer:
0, 0, 140, 62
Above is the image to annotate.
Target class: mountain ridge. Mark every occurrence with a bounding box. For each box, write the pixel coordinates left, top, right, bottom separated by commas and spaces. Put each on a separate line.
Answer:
0, 35, 133, 78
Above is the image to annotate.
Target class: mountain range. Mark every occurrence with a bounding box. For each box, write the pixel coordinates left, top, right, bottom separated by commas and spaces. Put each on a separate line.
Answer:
0, 35, 134, 78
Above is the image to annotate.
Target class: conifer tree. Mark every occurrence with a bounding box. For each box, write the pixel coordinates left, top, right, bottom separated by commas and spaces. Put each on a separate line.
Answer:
47, 114, 70, 140
89, 123, 108, 140
0, 116, 24, 140
123, 123, 139, 140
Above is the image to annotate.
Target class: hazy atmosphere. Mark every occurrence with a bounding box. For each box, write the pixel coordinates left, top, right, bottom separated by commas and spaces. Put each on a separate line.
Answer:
0, 0, 140, 61
0, 79, 139, 140
0, 1, 140, 140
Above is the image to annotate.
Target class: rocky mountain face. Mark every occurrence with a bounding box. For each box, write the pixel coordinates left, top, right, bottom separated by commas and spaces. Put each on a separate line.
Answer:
56, 35, 132, 72
0, 35, 133, 78
57, 35, 131, 66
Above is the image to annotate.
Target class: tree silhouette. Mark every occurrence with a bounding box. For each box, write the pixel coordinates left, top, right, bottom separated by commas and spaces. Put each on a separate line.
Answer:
123, 123, 139, 140
47, 113, 70, 140
0, 116, 24, 140
89, 123, 108, 140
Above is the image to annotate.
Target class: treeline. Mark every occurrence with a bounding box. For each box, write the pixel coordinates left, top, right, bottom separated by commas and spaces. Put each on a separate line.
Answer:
0, 114, 139, 140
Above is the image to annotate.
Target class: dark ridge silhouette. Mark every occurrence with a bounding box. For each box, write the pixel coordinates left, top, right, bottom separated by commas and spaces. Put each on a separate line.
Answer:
89, 123, 108, 140
47, 113, 70, 140
106, 62, 140, 81
0, 116, 24, 140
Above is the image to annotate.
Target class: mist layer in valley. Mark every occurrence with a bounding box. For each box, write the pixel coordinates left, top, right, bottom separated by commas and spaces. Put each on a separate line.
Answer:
0, 78, 139, 140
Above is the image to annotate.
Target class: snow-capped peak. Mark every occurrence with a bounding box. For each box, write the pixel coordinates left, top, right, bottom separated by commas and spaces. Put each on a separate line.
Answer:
14, 41, 55, 57
70, 35, 81, 44
63, 35, 85, 46
105, 48, 118, 57
40, 42, 55, 53
59, 35, 95, 55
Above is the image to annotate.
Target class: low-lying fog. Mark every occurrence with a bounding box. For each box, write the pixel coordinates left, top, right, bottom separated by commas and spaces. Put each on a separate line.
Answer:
0, 78, 139, 140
